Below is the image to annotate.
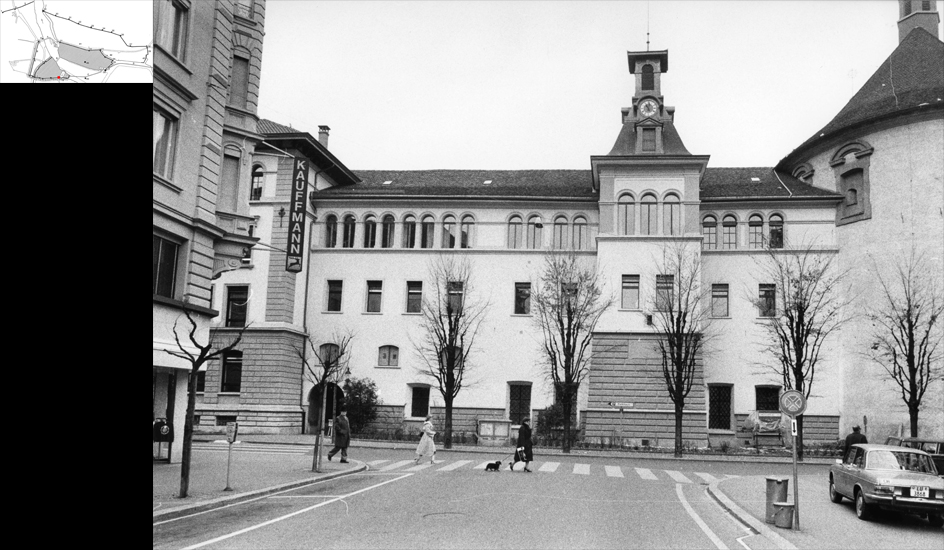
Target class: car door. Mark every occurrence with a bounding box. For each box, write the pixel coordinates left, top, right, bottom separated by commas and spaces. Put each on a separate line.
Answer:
836, 446, 860, 496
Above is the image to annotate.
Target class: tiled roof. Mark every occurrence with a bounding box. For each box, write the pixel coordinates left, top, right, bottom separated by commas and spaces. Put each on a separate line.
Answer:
315, 170, 598, 198
255, 118, 361, 186
780, 28, 944, 168
701, 167, 842, 200
257, 119, 298, 135
607, 117, 692, 156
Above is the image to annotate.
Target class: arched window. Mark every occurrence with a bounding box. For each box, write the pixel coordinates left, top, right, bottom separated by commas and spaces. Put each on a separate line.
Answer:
846, 188, 858, 206
553, 216, 569, 249
663, 194, 680, 236
769, 214, 784, 248
381, 215, 395, 248
572, 217, 587, 250
702, 215, 717, 250
342, 215, 356, 248
617, 194, 634, 235
722, 215, 737, 249
441, 215, 456, 248
641, 64, 654, 91
640, 194, 658, 235
748, 214, 764, 248
527, 216, 543, 249
402, 215, 416, 248
420, 215, 435, 249
378, 345, 399, 367
324, 214, 337, 248
363, 215, 377, 248
507, 215, 523, 249
319, 343, 340, 370
460, 215, 474, 249
250, 164, 264, 200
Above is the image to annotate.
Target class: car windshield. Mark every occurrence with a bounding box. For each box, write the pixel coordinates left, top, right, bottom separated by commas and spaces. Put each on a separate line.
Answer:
867, 450, 937, 474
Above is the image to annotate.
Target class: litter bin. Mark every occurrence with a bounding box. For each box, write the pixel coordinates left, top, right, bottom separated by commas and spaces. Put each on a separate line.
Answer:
772, 502, 795, 529
765, 477, 788, 524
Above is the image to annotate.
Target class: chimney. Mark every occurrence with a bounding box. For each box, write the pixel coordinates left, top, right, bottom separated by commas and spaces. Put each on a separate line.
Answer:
898, 0, 940, 42
318, 125, 330, 148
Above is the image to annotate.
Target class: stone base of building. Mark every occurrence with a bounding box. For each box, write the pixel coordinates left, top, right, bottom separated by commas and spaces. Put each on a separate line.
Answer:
193, 405, 304, 434
583, 409, 708, 448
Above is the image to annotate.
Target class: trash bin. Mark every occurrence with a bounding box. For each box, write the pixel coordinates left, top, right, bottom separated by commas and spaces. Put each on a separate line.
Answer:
765, 477, 788, 523
772, 502, 795, 529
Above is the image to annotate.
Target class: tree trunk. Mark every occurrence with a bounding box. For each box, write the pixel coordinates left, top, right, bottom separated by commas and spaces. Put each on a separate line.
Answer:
179, 368, 197, 498
796, 414, 804, 462
444, 396, 453, 449
909, 401, 919, 437
561, 387, 573, 454
674, 401, 684, 458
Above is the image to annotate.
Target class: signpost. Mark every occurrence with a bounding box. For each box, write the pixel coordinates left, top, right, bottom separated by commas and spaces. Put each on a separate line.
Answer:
779, 390, 806, 530
224, 422, 239, 491
608, 402, 633, 446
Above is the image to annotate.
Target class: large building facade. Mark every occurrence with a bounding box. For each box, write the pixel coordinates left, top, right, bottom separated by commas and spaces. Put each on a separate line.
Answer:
199, 2, 944, 445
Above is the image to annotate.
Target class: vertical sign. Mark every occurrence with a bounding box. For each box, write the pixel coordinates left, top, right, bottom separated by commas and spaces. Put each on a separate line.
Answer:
286, 158, 309, 272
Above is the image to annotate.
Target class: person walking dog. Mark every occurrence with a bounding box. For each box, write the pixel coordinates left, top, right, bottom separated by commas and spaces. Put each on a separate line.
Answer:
327, 409, 351, 463
415, 415, 439, 464
509, 417, 533, 472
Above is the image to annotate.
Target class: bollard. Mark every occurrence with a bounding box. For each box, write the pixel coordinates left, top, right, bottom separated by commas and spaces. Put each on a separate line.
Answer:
773, 502, 795, 529
765, 477, 789, 524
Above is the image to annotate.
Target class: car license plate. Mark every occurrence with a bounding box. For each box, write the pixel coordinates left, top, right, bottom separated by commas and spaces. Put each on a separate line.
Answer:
911, 486, 929, 498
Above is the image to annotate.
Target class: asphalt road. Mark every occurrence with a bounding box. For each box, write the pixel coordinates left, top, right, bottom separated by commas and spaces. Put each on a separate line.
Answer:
153, 446, 942, 549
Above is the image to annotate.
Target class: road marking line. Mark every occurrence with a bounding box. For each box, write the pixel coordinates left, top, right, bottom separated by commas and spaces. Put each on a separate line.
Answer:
269, 495, 344, 499
437, 460, 472, 471
366, 460, 389, 466
666, 470, 693, 483
473, 461, 491, 470
378, 459, 415, 471
635, 468, 658, 480
405, 463, 433, 472
695, 472, 720, 484
604, 466, 624, 478
538, 461, 559, 472
181, 473, 412, 550
573, 463, 590, 475
676, 483, 728, 550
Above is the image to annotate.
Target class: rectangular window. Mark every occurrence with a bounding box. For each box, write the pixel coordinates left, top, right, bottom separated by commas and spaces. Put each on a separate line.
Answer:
219, 153, 239, 213
152, 108, 178, 178
447, 281, 464, 311
221, 351, 243, 393
621, 275, 640, 310
656, 275, 674, 310
157, 0, 188, 60
711, 284, 729, 317
514, 283, 531, 314
152, 235, 179, 298
225, 286, 248, 327
366, 281, 382, 313
509, 384, 532, 424
406, 281, 423, 313
411, 386, 430, 418
421, 219, 434, 249
642, 128, 656, 152
229, 55, 250, 108
755, 386, 780, 412
327, 280, 343, 312
708, 385, 732, 430
758, 284, 776, 317
196, 370, 206, 393
378, 346, 399, 367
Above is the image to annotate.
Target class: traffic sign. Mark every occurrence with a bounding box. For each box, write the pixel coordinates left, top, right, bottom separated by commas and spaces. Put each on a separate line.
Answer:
779, 390, 806, 417
608, 402, 634, 408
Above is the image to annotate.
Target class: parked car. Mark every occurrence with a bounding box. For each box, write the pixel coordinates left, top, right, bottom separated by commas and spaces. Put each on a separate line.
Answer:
884, 436, 944, 475
828, 444, 944, 526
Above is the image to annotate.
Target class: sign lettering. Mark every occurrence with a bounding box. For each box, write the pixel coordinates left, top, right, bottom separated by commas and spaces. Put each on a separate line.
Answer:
285, 158, 309, 273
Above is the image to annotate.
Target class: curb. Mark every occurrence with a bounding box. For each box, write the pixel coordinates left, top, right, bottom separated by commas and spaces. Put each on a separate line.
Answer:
152, 461, 367, 524
707, 479, 797, 550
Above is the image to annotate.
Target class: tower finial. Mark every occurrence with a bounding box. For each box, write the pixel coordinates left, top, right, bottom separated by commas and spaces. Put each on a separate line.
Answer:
646, 1, 650, 51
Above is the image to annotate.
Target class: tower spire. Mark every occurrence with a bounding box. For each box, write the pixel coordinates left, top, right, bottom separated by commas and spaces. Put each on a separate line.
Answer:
646, 1, 650, 51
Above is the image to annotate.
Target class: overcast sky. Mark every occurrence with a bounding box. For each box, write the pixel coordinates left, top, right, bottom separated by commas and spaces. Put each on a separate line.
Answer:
257, 1, 943, 170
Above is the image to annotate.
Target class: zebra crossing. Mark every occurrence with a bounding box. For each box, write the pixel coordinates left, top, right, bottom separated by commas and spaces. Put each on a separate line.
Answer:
365, 458, 734, 483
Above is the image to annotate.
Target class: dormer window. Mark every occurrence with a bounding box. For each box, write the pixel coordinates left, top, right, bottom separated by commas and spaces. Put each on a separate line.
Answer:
642, 64, 654, 91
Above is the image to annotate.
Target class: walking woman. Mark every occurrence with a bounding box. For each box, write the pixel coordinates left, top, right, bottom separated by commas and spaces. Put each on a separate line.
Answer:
414, 415, 439, 464
509, 417, 533, 472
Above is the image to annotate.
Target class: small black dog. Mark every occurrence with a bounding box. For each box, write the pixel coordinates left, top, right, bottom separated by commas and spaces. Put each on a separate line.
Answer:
484, 460, 502, 472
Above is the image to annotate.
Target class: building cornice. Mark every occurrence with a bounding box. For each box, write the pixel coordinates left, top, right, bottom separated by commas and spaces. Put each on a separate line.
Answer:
153, 295, 218, 317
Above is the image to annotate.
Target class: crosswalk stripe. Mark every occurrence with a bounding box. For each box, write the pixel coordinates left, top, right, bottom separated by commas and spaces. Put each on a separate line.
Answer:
573, 463, 590, 475
694, 472, 719, 484
474, 461, 491, 470
604, 466, 624, 478
666, 470, 692, 483
437, 460, 472, 471
538, 461, 559, 473
379, 459, 416, 471
405, 463, 433, 472
635, 468, 658, 480
366, 460, 389, 466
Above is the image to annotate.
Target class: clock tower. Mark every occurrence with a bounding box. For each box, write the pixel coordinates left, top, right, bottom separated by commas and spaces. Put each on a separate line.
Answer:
622, 49, 669, 154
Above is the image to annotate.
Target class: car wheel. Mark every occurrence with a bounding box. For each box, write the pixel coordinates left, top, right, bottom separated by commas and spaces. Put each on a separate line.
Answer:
829, 478, 843, 503
928, 513, 944, 528
854, 490, 872, 521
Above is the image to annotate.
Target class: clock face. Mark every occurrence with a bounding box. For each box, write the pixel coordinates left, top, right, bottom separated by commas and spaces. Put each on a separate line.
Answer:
640, 100, 658, 117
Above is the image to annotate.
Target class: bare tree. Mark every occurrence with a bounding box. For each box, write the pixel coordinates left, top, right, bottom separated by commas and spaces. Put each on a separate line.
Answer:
164, 307, 248, 498
412, 255, 488, 449
753, 243, 849, 459
532, 252, 614, 453
649, 240, 712, 458
295, 329, 354, 472
866, 249, 943, 437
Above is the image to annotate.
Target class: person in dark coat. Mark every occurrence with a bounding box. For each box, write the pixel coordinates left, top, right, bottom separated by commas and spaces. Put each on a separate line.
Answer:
327, 409, 351, 463
509, 417, 533, 472
842, 424, 868, 459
